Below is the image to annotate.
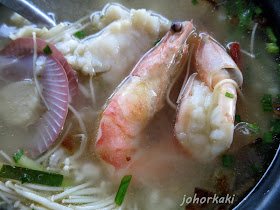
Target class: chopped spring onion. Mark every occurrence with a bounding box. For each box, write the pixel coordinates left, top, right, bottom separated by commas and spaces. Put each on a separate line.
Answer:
271, 120, 280, 134
154, 39, 161, 46
235, 0, 244, 17
247, 123, 260, 132
222, 154, 234, 168
13, 149, 24, 163
266, 43, 279, 54
254, 7, 262, 15
249, 163, 263, 175
261, 94, 272, 111
0, 165, 63, 186
235, 114, 241, 123
261, 94, 272, 104
192, 0, 198, 5
263, 104, 273, 111
74, 30, 86, 39
235, 122, 260, 135
264, 132, 273, 143
225, 92, 234, 98
16, 155, 45, 171
115, 175, 132, 206
238, 8, 253, 30
266, 27, 277, 43
43, 44, 52, 55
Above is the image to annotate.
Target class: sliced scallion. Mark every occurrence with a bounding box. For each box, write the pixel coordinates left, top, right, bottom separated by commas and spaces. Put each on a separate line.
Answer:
235, 0, 245, 18
249, 163, 263, 175
16, 155, 45, 171
225, 92, 234, 98
43, 44, 52, 55
235, 122, 260, 135
264, 132, 273, 143
192, 0, 198, 5
266, 43, 279, 54
238, 8, 253, 30
115, 175, 132, 206
74, 30, 86, 39
222, 154, 234, 168
13, 149, 24, 163
271, 120, 280, 134
154, 39, 161, 46
235, 114, 241, 123
266, 27, 277, 43
247, 123, 260, 132
254, 7, 262, 15
0, 165, 63, 187
263, 104, 273, 111
261, 94, 272, 104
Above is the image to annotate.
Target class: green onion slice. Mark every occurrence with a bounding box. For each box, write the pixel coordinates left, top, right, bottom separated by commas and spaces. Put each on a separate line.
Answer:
249, 163, 263, 175
254, 7, 262, 15
235, 122, 260, 135
261, 94, 272, 104
43, 44, 52, 55
225, 92, 234, 98
192, 0, 198, 5
0, 165, 63, 186
74, 30, 86, 39
247, 123, 260, 132
16, 155, 45, 171
235, 114, 241, 123
263, 104, 273, 111
266, 27, 277, 43
266, 43, 279, 54
264, 132, 273, 143
271, 120, 280, 134
115, 175, 132, 206
154, 39, 161, 46
238, 8, 253, 30
222, 154, 234, 168
13, 149, 24, 163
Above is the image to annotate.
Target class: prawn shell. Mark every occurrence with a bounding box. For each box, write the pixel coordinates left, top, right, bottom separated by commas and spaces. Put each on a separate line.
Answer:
95, 21, 194, 169
194, 34, 243, 90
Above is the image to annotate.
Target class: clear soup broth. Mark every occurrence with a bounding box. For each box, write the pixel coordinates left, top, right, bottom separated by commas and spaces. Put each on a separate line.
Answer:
0, 0, 279, 209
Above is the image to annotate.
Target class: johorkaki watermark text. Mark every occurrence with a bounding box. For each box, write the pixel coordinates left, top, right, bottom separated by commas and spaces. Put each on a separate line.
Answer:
180, 193, 235, 206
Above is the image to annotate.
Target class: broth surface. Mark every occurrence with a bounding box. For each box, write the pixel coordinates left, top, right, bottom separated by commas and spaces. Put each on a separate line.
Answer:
0, 1, 279, 210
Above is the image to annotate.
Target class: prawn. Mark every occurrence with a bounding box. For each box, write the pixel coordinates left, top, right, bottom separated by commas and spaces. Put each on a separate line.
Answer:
95, 21, 194, 169
175, 34, 243, 162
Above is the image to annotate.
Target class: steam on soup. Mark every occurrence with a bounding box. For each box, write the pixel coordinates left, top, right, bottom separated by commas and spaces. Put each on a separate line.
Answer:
0, 1, 279, 210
